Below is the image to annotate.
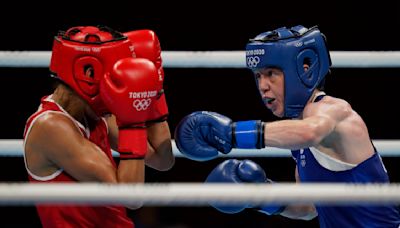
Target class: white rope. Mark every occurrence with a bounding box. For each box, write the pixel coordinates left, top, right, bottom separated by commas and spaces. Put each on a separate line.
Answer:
1, 139, 399, 157
0, 183, 399, 206
1, 51, 400, 68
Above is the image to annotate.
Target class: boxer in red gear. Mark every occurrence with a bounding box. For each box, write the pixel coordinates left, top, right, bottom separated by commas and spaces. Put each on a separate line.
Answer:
23, 25, 174, 228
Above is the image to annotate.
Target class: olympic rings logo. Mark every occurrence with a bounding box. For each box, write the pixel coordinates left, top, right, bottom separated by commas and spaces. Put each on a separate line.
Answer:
246, 56, 260, 68
133, 99, 152, 111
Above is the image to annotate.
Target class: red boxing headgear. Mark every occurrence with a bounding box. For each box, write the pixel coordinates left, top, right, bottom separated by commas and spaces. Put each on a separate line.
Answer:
49, 25, 135, 115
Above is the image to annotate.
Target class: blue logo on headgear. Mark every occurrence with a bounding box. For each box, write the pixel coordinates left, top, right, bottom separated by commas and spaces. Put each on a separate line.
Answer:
245, 25, 331, 118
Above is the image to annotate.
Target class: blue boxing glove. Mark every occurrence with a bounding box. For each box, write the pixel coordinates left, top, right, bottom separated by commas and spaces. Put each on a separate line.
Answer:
174, 111, 265, 161
206, 159, 285, 215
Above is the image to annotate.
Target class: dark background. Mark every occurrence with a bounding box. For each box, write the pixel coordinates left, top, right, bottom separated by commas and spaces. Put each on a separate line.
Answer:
0, 1, 399, 227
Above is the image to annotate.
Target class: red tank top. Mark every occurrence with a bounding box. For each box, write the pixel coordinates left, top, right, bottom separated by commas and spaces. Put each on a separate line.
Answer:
23, 96, 134, 228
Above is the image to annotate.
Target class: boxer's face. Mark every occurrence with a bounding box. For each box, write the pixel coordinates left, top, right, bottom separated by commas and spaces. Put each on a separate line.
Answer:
255, 67, 284, 117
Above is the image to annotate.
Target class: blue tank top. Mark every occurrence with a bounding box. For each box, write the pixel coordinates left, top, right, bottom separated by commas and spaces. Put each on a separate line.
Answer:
291, 148, 400, 227
290, 93, 400, 227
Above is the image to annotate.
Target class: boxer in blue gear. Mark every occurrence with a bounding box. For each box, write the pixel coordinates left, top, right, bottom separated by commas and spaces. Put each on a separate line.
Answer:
175, 25, 400, 227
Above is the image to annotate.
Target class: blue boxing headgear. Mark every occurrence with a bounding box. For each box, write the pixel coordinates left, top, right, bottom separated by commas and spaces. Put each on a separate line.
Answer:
245, 25, 331, 118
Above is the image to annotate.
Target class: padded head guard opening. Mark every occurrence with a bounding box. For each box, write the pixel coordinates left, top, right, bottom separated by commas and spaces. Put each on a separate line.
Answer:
49, 25, 134, 115
245, 25, 331, 118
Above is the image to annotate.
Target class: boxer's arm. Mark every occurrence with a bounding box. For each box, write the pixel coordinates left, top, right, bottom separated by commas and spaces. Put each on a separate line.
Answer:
279, 166, 317, 220
27, 113, 118, 182
264, 99, 350, 150
145, 121, 174, 171
106, 114, 119, 151
264, 116, 335, 150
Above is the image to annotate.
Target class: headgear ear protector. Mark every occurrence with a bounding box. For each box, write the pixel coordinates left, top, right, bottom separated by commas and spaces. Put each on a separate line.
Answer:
50, 25, 134, 115
246, 25, 331, 118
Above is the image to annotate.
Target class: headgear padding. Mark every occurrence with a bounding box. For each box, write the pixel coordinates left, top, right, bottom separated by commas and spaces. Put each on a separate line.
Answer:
50, 25, 134, 115
245, 25, 331, 118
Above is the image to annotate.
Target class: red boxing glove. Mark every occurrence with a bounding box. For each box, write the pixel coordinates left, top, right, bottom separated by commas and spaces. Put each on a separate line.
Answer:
124, 30, 168, 122
100, 58, 162, 159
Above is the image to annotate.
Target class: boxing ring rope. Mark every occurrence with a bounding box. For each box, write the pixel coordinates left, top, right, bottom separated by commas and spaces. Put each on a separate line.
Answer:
1, 183, 400, 206
0, 139, 400, 157
1, 51, 400, 68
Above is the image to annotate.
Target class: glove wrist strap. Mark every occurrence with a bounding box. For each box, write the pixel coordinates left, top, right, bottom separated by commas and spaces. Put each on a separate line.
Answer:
233, 120, 265, 149
118, 128, 147, 159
